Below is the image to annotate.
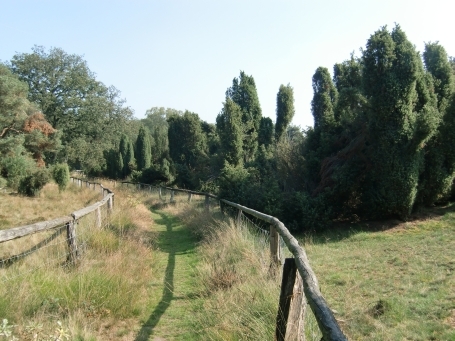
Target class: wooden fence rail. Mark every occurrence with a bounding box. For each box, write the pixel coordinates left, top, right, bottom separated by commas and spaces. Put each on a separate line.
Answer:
121, 181, 347, 340
0, 177, 114, 266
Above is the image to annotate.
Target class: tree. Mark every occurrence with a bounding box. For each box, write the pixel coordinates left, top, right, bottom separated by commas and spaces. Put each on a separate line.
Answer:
167, 111, 207, 168
216, 98, 244, 166
226, 71, 262, 162
311, 67, 338, 130
124, 140, 135, 177
333, 55, 365, 124
0, 64, 60, 188
141, 107, 180, 162
361, 25, 438, 218
136, 126, 152, 170
9, 46, 133, 172
417, 42, 455, 204
275, 84, 295, 142
258, 117, 274, 147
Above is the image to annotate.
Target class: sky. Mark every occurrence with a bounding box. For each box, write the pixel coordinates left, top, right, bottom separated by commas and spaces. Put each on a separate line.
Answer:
1, 0, 454, 129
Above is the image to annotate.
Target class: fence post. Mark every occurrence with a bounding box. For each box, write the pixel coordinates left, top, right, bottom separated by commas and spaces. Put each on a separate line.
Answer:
188, 192, 192, 202
270, 224, 281, 265
205, 195, 210, 212
237, 209, 242, 227
276, 258, 306, 341
159, 187, 163, 200
108, 194, 114, 212
66, 219, 78, 264
95, 207, 102, 228
170, 190, 175, 203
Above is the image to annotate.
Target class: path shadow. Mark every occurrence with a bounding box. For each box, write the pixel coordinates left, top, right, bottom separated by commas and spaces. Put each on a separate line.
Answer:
134, 211, 195, 341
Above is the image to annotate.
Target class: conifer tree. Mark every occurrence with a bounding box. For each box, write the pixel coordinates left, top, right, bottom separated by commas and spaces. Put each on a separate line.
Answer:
136, 126, 152, 170
361, 25, 437, 218
275, 84, 295, 142
418, 42, 455, 204
226, 71, 262, 162
216, 98, 244, 166
311, 67, 338, 130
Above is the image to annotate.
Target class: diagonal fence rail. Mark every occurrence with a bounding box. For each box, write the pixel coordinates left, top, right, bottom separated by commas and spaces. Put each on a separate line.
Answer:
0, 178, 114, 282
120, 181, 347, 341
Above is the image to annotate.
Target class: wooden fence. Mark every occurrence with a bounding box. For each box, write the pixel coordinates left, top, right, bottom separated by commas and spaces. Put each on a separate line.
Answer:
0, 177, 114, 266
120, 181, 347, 341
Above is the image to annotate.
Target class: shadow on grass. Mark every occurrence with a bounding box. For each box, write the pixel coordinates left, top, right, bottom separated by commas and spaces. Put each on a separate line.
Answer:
134, 210, 195, 341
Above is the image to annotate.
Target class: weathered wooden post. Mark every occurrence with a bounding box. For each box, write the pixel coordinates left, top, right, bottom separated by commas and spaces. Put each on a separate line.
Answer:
237, 209, 242, 228
159, 187, 163, 200
270, 224, 281, 265
205, 195, 210, 212
108, 194, 114, 212
95, 207, 102, 228
170, 190, 175, 203
66, 219, 78, 264
276, 258, 306, 341
188, 192, 192, 202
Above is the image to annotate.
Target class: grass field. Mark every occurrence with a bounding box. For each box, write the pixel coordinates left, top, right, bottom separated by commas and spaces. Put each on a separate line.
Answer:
301, 209, 455, 340
0, 182, 100, 229
1, 183, 455, 340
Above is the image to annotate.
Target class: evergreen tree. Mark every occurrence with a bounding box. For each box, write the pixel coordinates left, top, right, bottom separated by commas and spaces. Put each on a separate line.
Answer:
117, 152, 124, 179
275, 84, 295, 142
418, 42, 455, 204
226, 71, 262, 162
119, 134, 129, 161
361, 25, 437, 218
311, 67, 338, 130
333, 55, 365, 124
136, 126, 152, 170
123, 140, 135, 177
216, 98, 243, 166
258, 117, 274, 147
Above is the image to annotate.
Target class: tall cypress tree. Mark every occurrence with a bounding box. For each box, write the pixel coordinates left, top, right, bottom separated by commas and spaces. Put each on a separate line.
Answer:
216, 98, 244, 166
136, 126, 152, 170
123, 140, 135, 177
275, 84, 295, 142
311, 67, 338, 130
418, 42, 455, 204
226, 71, 262, 162
361, 25, 437, 218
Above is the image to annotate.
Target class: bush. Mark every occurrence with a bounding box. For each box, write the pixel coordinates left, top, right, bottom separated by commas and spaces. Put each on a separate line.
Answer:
0, 176, 7, 189
18, 168, 50, 197
0, 154, 37, 189
52, 163, 70, 192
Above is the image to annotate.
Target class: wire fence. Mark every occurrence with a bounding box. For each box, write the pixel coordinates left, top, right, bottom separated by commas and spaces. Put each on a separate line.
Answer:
0, 179, 112, 286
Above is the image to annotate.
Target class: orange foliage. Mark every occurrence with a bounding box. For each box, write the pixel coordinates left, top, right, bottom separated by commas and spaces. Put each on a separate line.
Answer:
23, 112, 56, 136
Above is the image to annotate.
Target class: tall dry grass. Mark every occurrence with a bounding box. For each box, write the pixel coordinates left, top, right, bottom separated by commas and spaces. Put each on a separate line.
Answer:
0, 183, 159, 340
0, 182, 100, 229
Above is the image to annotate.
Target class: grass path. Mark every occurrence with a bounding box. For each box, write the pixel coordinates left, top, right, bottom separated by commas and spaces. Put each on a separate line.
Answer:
134, 209, 202, 341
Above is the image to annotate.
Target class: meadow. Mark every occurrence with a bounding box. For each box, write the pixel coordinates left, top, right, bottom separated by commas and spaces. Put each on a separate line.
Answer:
1, 183, 454, 340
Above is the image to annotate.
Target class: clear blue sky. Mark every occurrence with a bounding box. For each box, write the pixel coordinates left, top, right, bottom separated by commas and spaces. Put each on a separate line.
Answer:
1, 0, 454, 128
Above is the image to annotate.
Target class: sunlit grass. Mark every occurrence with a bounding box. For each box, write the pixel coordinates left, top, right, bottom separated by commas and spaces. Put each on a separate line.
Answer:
0, 184, 158, 340
302, 209, 455, 340
0, 182, 100, 229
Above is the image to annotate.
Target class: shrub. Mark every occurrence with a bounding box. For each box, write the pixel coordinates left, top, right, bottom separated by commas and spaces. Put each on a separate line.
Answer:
0, 176, 7, 189
52, 163, 70, 192
18, 168, 50, 197
0, 154, 37, 189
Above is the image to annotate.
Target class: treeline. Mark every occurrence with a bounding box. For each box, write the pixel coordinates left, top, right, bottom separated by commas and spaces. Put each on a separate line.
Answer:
2, 25, 455, 231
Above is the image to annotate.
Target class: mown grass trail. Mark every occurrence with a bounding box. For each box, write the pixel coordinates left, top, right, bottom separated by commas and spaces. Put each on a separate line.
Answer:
135, 209, 201, 341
